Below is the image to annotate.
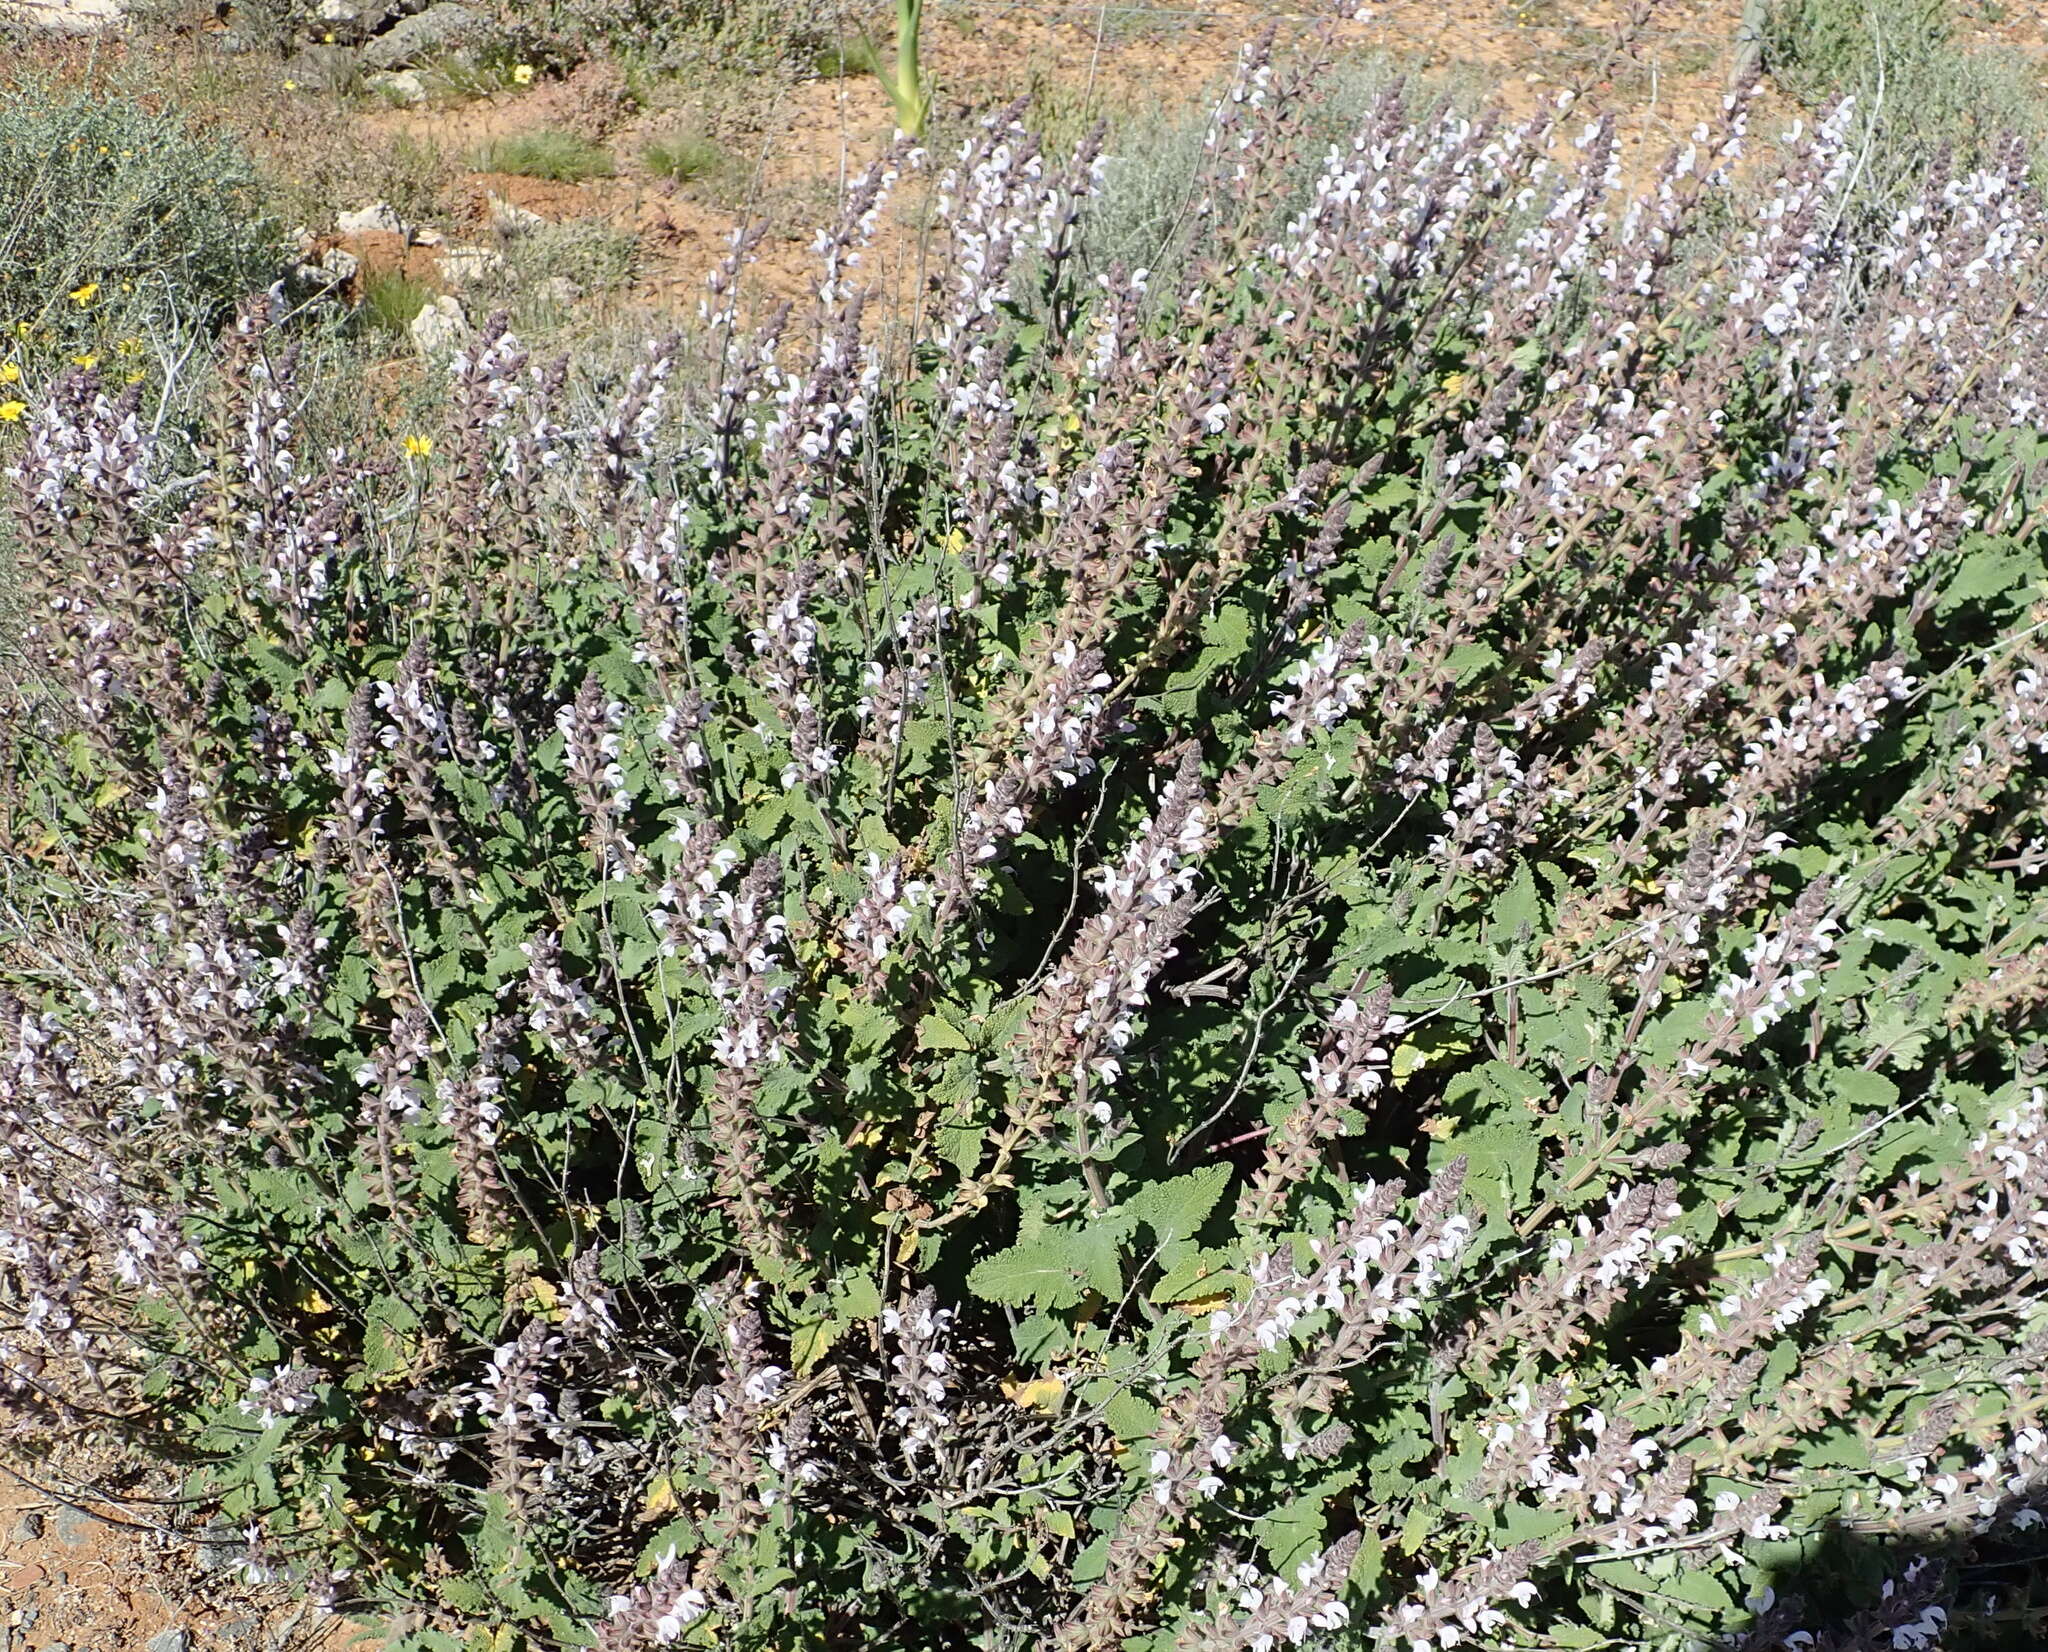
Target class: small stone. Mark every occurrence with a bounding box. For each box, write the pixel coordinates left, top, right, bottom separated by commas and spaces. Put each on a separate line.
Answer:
291, 243, 357, 293
309, 0, 423, 35
51, 1506, 97, 1547
436, 245, 505, 286
12, 1510, 42, 1540
278, 43, 358, 93
195, 1521, 242, 1572
219, 1615, 264, 1650
360, 0, 481, 71
411, 226, 445, 247
364, 68, 428, 106
13, 0, 123, 35
336, 201, 408, 239
485, 193, 547, 235
147, 1631, 191, 1652
408, 294, 469, 359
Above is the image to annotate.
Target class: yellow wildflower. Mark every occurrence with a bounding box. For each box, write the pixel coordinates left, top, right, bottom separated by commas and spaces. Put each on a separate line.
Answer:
0, 401, 25, 422
126, 371, 146, 385
283, 78, 298, 91
403, 434, 435, 458
72, 354, 99, 369
69, 282, 99, 306
116, 336, 142, 357
512, 63, 535, 85
0, 363, 18, 382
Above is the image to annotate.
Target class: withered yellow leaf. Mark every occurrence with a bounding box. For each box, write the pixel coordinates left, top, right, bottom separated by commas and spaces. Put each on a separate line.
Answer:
1002, 1375, 1067, 1415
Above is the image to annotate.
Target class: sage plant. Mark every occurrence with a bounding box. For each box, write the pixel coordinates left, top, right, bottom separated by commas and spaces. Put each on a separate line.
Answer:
3, 42, 2046, 1652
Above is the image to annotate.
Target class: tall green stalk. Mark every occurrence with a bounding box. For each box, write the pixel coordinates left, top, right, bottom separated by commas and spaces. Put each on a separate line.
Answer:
874, 0, 930, 138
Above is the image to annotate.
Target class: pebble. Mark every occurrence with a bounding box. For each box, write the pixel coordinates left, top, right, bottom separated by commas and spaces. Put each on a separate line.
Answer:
146, 1631, 192, 1652
50, 1507, 97, 1547
10, 1511, 41, 1541
195, 1522, 243, 1572
408, 293, 470, 360
336, 201, 408, 239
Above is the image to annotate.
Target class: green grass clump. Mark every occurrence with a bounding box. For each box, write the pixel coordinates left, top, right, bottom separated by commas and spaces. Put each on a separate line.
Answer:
640, 132, 726, 183
473, 130, 617, 182
359, 269, 435, 332
810, 35, 882, 78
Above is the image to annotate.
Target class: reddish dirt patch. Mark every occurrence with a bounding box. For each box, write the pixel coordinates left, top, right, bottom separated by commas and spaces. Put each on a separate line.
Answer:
0, 1445, 341, 1652
312, 227, 451, 299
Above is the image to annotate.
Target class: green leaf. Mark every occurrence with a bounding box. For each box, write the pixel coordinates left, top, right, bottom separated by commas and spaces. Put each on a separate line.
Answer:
967, 1229, 1119, 1310
1257, 1478, 1345, 1574
1937, 541, 2032, 613
1433, 1118, 1537, 1217
363, 1295, 422, 1379
1126, 1164, 1231, 1248
917, 1012, 974, 1052
835, 1272, 882, 1321
1099, 1389, 1160, 1443
790, 1317, 845, 1373
1069, 1534, 1110, 1586
1661, 1567, 1737, 1611
1489, 862, 1543, 939
1149, 1251, 1248, 1305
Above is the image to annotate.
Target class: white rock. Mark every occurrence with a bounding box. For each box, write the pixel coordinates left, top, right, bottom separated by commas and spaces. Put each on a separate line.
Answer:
290, 245, 358, 291
360, 0, 480, 71
14, 0, 124, 34
411, 226, 446, 247
337, 202, 408, 239
408, 294, 469, 359
318, 246, 361, 282
485, 193, 548, 235
365, 69, 428, 106
437, 245, 506, 287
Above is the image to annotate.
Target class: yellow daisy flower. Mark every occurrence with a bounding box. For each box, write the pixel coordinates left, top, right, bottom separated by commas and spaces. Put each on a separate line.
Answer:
0, 401, 26, 422
69, 282, 100, 306
512, 63, 535, 85
0, 363, 18, 382
403, 434, 435, 458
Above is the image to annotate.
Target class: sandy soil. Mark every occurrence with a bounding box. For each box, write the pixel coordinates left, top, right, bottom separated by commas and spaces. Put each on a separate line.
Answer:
0, 1436, 354, 1652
